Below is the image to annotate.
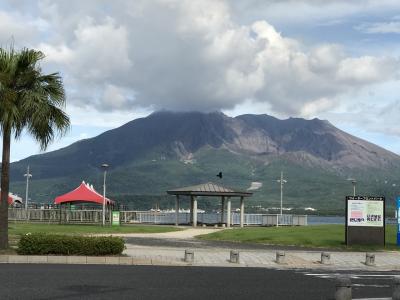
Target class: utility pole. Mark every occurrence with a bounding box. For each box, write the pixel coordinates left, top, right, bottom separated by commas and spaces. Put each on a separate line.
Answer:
24, 166, 32, 212
101, 164, 109, 226
347, 178, 357, 196
277, 171, 287, 216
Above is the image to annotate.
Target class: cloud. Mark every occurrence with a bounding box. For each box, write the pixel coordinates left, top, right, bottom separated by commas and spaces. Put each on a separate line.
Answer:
230, 0, 400, 26
356, 21, 400, 34
101, 84, 134, 110
1, 0, 399, 119
0, 10, 43, 45
336, 56, 399, 84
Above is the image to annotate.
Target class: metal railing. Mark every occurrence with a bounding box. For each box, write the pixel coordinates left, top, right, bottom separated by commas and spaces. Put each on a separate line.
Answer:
8, 208, 307, 226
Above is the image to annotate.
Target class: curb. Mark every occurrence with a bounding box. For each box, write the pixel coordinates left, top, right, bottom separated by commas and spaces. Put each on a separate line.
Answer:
0, 255, 187, 266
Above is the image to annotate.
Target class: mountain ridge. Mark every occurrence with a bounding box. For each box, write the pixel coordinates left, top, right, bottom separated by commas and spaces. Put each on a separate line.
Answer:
8, 111, 400, 211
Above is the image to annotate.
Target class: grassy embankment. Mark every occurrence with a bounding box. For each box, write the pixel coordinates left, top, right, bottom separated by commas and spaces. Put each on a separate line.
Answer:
198, 224, 399, 251
3, 223, 181, 253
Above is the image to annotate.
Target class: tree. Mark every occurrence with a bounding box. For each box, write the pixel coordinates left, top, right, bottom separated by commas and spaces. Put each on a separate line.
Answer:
0, 47, 70, 249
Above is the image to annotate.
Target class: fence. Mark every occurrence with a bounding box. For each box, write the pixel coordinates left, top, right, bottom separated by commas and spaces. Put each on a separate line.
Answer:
8, 208, 307, 226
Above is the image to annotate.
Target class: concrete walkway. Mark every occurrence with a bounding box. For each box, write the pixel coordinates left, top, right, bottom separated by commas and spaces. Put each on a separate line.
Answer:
123, 245, 400, 271
109, 227, 223, 239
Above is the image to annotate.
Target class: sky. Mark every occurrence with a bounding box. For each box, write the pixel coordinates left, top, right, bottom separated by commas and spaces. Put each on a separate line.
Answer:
0, 0, 399, 162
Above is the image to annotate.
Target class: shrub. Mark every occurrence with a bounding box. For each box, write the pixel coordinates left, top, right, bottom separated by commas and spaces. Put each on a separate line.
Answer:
17, 234, 125, 256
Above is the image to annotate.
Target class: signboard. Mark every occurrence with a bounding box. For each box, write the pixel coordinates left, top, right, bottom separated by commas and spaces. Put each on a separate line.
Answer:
112, 211, 120, 226
345, 196, 385, 246
347, 199, 384, 227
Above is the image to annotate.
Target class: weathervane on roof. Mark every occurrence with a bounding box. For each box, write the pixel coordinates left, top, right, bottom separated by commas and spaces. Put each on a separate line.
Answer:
216, 172, 223, 179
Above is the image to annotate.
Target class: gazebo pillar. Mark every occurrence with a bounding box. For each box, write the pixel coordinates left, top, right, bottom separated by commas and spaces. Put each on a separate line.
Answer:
175, 195, 180, 226
226, 197, 231, 228
192, 196, 198, 227
240, 196, 244, 228
221, 196, 225, 224
190, 197, 194, 224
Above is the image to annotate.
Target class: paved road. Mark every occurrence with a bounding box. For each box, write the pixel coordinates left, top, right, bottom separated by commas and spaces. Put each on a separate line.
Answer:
0, 264, 397, 299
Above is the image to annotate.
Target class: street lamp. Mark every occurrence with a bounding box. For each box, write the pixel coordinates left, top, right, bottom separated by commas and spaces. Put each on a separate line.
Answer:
277, 171, 287, 216
347, 178, 357, 196
101, 164, 109, 226
24, 166, 32, 212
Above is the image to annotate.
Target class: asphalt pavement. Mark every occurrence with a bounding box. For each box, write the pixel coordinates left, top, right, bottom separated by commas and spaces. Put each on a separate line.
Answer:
0, 264, 397, 299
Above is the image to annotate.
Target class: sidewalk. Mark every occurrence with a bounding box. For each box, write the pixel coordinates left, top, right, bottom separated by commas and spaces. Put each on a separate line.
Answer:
123, 244, 400, 271
107, 227, 223, 239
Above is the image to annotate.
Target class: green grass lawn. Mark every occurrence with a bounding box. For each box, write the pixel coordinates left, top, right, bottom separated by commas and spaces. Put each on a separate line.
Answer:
198, 225, 399, 251
8, 223, 181, 236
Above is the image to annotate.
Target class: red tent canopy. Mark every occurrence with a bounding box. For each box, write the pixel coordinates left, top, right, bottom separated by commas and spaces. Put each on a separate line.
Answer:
54, 181, 114, 205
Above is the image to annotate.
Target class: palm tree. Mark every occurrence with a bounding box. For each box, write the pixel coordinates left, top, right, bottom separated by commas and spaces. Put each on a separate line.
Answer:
0, 47, 70, 249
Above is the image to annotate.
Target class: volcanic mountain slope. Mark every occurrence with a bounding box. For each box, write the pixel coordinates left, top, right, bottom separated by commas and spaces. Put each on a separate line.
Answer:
8, 111, 400, 212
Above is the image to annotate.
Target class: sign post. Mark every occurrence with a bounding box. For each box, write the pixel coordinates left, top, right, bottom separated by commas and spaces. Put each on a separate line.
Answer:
112, 211, 120, 226
397, 197, 400, 246
345, 196, 385, 246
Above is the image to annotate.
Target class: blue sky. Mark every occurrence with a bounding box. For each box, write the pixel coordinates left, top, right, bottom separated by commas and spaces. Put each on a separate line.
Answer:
0, 0, 399, 162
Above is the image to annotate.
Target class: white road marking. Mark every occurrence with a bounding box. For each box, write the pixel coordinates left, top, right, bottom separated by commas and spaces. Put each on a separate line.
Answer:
302, 272, 397, 289
352, 284, 390, 288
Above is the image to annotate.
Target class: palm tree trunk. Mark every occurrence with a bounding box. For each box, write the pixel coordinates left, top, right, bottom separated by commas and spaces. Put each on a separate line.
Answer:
0, 129, 10, 249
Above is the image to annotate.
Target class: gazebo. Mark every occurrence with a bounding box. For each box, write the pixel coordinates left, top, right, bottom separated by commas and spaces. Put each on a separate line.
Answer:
167, 182, 252, 228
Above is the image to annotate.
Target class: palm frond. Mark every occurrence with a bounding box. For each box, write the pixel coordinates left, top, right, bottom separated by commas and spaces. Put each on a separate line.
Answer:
0, 45, 70, 146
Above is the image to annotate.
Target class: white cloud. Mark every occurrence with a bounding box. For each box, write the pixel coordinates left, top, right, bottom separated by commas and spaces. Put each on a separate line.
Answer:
0, 0, 399, 159
0, 10, 39, 45
2, 1, 400, 119
336, 56, 399, 84
300, 98, 337, 118
101, 84, 133, 110
356, 21, 400, 34
41, 16, 131, 81
230, 0, 400, 26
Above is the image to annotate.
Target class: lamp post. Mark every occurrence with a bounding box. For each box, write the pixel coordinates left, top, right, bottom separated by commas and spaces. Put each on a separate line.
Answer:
277, 171, 287, 216
347, 178, 357, 196
24, 166, 32, 212
101, 164, 109, 226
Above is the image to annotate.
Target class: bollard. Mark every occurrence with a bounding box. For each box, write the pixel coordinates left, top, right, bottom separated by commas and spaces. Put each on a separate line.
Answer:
214, 224, 218, 228
335, 276, 352, 300
393, 276, 400, 300
276, 251, 285, 264
365, 253, 375, 266
184, 249, 194, 263
230, 250, 240, 263
221, 224, 226, 228
202, 224, 207, 228
321, 252, 331, 264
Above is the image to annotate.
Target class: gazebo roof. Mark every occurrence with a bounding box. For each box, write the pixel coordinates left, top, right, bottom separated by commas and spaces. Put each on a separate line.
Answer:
167, 182, 252, 197
54, 181, 114, 205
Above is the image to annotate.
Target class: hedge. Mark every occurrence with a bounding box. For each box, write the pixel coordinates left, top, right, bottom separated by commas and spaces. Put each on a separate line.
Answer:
17, 233, 125, 256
